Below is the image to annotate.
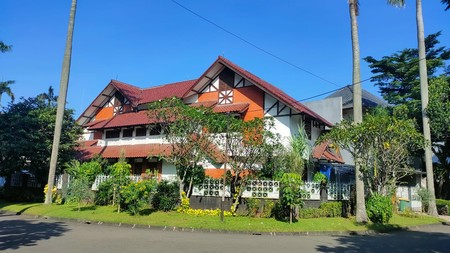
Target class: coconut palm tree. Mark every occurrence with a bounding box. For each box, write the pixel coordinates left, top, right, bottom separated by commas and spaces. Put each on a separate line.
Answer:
415, 0, 438, 216
442, 0, 450, 10
348, 0, 368, 223
45, 0, 77, 204
0, 80, 15, 105
379, 0, 439, 215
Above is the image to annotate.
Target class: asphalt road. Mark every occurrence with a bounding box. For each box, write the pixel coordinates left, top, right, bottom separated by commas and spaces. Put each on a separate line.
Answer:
1, 213, 449, 253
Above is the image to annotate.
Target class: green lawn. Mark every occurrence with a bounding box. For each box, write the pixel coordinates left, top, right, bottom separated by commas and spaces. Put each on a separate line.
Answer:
0, 201, 443, 233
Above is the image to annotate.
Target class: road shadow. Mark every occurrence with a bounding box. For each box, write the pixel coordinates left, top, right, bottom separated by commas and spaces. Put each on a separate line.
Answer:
0, 214, 70, 251
316, 226, 450, 253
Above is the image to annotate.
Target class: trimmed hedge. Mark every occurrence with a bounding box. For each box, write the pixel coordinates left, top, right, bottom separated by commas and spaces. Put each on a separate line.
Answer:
297, 201, 343, 219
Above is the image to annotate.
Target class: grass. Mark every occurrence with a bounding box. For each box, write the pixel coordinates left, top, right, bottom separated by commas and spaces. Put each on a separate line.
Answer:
0, 201, 443, 233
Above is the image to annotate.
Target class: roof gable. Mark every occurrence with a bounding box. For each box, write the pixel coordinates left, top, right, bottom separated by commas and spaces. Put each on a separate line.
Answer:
186, 56, 333, 126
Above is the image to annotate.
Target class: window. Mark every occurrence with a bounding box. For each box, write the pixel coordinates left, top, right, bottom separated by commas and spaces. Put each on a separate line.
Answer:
149, 124, 162, 136
304, 119, 312, 140
122, 128, 133, 138
105, 130, 120, 139
135, 127, 147, 137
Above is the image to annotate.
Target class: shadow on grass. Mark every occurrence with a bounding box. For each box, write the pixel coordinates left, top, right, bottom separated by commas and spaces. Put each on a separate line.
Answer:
71, 205, 97, 212
139, 208, 158, 216
366, 223, 404, 233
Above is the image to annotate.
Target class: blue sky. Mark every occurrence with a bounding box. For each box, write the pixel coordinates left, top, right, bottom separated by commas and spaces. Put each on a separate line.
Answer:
1, 1, 449, 117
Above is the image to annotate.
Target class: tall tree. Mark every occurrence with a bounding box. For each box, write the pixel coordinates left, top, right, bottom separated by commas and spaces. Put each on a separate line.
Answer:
0, 95, 81, 186
0, 41, 14, 106
442, 0, 450, 10
416, 0, 438, 216
45, 0, 77, 204
0, 80, 15, 105
348, 0, 367, 223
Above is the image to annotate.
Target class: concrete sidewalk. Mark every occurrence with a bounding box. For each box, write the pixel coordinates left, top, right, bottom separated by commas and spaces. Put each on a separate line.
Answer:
439, 215, 450, 224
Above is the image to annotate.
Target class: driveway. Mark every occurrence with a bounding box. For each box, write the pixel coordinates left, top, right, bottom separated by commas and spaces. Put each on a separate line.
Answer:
1, 213, 449, 253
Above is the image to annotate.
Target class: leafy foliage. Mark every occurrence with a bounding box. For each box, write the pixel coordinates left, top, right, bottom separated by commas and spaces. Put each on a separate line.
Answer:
120, 179, 157, 215
366, 193, 393, 224
66, 160, 103, 186
147, 98, 222, 198
95, 180, 114, 206
66, 178, 95, 211
318, 108, 425, 195
364, 32, 449, 105
0, 91, 81, 185
108, 157, 132, 213
313, 172, 328, 184
151, 180, 180, 211
279, 173, 304, 223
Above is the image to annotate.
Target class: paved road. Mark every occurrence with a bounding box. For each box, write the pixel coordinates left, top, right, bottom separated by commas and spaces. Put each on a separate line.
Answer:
1, 213, 449, 253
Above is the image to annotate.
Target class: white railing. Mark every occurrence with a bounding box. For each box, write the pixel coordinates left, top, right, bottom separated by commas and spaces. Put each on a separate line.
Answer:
56, 174, 143, 191
91, 174, 142, 190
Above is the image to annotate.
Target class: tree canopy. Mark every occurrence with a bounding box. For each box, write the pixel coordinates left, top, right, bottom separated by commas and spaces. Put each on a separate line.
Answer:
0, 89, 81, 185
318, 108, 425, 196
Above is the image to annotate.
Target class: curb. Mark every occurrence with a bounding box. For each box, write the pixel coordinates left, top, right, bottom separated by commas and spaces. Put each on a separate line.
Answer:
0, 209, 446, 237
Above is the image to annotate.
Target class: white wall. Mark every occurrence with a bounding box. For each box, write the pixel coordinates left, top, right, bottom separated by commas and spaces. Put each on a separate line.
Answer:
303, 97, 342, 126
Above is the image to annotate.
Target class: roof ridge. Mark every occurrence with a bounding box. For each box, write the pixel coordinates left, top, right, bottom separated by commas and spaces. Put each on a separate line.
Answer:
142, 79, 197, 91
111, 79, 143, 91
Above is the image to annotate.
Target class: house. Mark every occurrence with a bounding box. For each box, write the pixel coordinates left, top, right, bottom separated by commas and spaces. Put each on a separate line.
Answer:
76, 56, 340, 181
304, 86, 389, 166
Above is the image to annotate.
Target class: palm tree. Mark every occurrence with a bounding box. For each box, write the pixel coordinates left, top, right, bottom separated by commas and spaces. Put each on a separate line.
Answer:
415, 0, 438, 216
0, 80, 15, 105
384, 0, 438, 215
348, 0, 368, 223
0, 41, 12, 53
1, 42, 14, 106
442, 0, 450, 10
45, 0, 77, 204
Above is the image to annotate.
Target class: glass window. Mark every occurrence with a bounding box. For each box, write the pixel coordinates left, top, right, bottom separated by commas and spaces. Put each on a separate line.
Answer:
122, 128, 133, 138
105, 130, 120, 139
149, 124, 162, 136
135, 127, 147, 137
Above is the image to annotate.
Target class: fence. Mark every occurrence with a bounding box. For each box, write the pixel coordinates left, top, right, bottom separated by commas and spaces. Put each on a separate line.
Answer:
56, 174, 143, 191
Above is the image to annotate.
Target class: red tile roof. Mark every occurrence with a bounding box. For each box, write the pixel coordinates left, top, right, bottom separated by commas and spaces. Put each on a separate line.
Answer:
190, 100, 218, 108
213, 57, 333, 127
213, 103, 249, 114
88, 110, 156, 130
312, 141, 344, 164
140, 80, 196, 105
76, 141, 225, 163
77, 143, 172, 160
81, 56, 332, 128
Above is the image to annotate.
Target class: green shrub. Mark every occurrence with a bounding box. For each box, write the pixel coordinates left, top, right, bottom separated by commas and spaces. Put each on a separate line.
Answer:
66, 178, 95, 211
95, 180, 114, 206
298, 207, 325, 219
273, 201, 291, 221
417, 188, 431, 212
121, 179, 157, 215
151, 181, 179, 211
436, 199, 450, 215
319, 201, 342, 217
244, 199, 277, 218
366, 193, 393, 224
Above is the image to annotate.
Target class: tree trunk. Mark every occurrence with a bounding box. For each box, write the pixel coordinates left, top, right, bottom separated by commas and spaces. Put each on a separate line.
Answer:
45, 0, 77, 204
416, 0, 438, 216
349, 0, 368, 223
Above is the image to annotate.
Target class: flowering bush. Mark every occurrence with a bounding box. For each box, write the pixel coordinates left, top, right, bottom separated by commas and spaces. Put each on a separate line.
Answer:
43, 184, 62, 204
176, 192, 233, 217
121, 179, 157, 215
